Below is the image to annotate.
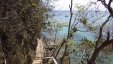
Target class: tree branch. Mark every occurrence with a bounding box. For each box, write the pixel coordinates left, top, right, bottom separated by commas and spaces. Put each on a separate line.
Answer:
95, 15, 111, 49
98, 0, 113, 16
88, 39, 113, 64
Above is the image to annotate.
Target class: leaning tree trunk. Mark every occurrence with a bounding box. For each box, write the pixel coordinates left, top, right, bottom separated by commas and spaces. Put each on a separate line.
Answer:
88, 39, 113, 64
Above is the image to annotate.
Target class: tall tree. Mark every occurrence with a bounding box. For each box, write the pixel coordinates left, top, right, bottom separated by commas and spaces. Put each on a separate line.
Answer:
0, 0, 49, 64
88, 0, 113, 64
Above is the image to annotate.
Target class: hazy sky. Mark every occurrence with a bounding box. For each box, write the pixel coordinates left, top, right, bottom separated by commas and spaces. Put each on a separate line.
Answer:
53, 0, 94, 10
52, 0, 108, 11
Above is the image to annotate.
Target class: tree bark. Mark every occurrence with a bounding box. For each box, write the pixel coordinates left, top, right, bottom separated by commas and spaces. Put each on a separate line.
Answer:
88, 39, 113, 64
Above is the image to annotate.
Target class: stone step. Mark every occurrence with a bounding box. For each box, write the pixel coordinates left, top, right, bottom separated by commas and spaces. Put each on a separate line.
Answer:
32, 60, 42, 64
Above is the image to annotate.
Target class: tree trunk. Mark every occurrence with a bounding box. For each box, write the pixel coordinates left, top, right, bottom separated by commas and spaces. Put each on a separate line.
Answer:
88, 39, 113, 64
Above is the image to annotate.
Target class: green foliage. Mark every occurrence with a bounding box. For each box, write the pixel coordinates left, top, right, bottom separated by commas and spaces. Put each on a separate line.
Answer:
67, 39, 75, 46
85, 24, 97, 31
80, 37, 95, 48
75, 4, 85, 13
0, 0, 51, 63
66, 39, 79, 54
72, 27, 77, 32
74, 3, 98, 32
42, 19, 68, 32
80, 17, 88, 25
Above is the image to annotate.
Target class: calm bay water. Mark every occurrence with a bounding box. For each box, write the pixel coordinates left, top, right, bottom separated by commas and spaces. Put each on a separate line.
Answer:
42, 10, 110, 42
50, 10, 97, 42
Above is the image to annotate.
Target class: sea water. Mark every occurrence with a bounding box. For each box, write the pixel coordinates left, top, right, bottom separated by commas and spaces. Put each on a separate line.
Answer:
50, 10, 96, 42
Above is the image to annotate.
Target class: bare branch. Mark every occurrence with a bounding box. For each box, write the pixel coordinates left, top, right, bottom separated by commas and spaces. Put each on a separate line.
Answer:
98, 0, 113, 16
95, 15, 111, 49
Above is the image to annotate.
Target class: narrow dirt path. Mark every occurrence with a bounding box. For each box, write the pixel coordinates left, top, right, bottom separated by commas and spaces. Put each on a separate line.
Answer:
32, 39, 44, 64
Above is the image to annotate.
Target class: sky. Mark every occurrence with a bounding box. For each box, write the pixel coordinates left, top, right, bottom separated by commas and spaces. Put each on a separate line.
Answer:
53, 0, 89, 10
52, 0, 109, 11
